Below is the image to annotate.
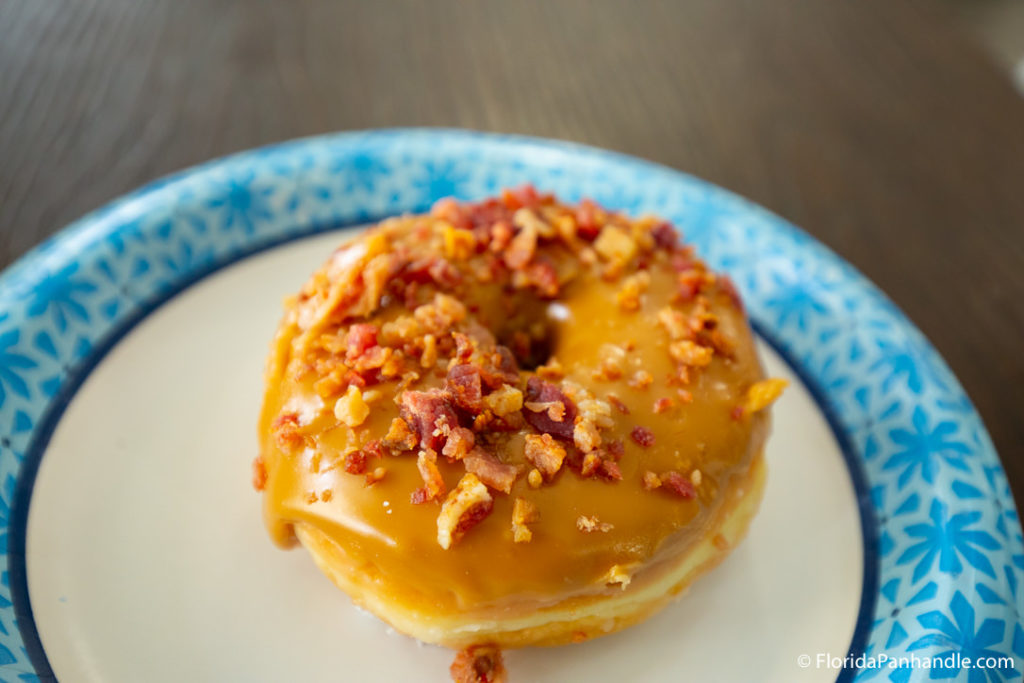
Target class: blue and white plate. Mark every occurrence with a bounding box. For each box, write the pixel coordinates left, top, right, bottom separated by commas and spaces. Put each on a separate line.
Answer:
0, 130, 1019, 683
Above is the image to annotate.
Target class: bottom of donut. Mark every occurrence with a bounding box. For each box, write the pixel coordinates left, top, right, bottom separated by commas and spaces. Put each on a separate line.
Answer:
293, 451, 767, 650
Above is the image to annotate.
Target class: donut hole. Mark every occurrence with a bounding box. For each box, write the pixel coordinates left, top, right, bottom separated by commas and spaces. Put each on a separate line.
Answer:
491, 297, 560, 371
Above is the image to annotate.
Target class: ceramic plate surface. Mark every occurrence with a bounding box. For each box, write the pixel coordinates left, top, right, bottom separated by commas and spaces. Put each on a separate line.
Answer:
0, 130, 1019, 683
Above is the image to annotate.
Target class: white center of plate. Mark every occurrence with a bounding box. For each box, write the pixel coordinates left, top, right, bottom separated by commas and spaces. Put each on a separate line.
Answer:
26, 232, 864, 682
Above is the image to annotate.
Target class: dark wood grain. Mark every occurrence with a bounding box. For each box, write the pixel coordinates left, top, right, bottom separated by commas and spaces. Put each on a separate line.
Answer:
2, 0, 1023, 500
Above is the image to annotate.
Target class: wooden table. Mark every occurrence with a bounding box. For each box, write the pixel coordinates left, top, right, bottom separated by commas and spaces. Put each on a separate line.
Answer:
2, 0, 1023, 501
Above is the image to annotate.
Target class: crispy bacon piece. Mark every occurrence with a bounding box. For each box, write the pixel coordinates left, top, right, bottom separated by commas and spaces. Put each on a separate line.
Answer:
599, 459, 622, 481
642, 471, 662, 490
522, 377, 577, 440
661, 471, 696, 499
272, 412, 304, 448
345, 323, 379, 361
414, 449, 446, 502
437, 473, 494, 549
383, 417, 418, 452
653, 397, 675, 414
478, 346, 520, 388
607, 394, 630, 415
251, 457, 268, 491
605, 439, 625, 461
651, 221, 679, 249
630, 426, 655, 447
442, 426, 476, 461
400, 389, 460, 451
446, 364, 484, 412
450, 644, 507, 683
523, 433, 566, 479
464, 448, 520, 494
511, 497, 538, 543
344, 449, 367, 475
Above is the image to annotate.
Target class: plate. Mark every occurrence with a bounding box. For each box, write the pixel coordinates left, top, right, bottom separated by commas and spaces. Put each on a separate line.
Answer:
0, 129, 1019, 682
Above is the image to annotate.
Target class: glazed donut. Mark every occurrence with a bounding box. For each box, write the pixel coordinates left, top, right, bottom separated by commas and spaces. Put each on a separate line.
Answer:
254, 186, 784, 661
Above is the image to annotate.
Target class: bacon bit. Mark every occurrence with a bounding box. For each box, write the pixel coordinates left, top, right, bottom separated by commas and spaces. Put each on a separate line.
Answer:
420, 333, 438, 368
365, 466, 387, 486
642, 471, 662, 490
272, 412, 304, 448
575, 198, 606, 241
606, 439, 625, 460
334, 385, 371, 427
441, 426, 476, 461
442, 224, 476, 261
630, 426, 656, 447
251, 457, 268, 491
504, 219, 538, 270
416, 449, 446, 502
511, 497, 539, 543
536, 357, 565, 380
345, 323, 379, 362
599, 460, 622, 481
516, 260, 561, 298
306, 491, 319, 504
450, 644, 507, 683
502, 184, 544, 210
730, 405, 746, 421
479, 346, 521, 389
523, 433, 567, 479
607, 394, 630, 415
400, 389, 459, 450
651, 221, 679, 249
383, 417, 418, 452
581, 452, 602, 478
437, 473, 494, 549
627, 370, 653, 390
320, 489, 333, 502
677, 389, 693, 404
576, 515, 614, 533
594, 225, 637, 266
522, 377, 577, 440
344, 449, 368, 475
661, 471, 696, 499
362, 439, 385, 461
483, 384, 524, 417
489, 221, 514, 252
464, 448, 520, 494
669, 340, 714, 367
616, 271, 650, 312
524, 400, 565, 422
657, 307, 688, 340
527, 468, 543, 488
446, 364, 484, 412
744, 378, 788, 413
591, 344, 626, 382
653, 397, 675, 414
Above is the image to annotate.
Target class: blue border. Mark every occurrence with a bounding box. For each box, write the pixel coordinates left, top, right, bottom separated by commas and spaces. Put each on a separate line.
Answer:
0, 128, 1017, 682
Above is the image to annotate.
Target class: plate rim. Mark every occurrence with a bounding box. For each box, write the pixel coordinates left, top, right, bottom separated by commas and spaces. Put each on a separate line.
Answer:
0, 127, 1016, 682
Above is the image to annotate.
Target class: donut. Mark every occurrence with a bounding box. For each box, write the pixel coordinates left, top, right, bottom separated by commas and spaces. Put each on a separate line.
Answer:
254, 186, 785, 672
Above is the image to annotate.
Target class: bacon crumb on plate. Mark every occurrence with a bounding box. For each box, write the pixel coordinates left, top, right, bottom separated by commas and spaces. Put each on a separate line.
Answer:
450, 644, 507, 683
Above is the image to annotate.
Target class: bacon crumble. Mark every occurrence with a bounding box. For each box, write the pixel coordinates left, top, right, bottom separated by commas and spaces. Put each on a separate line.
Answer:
450, 644, 507, 683
437, 473, 494, 549
630, 426, 656, 447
